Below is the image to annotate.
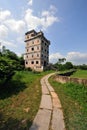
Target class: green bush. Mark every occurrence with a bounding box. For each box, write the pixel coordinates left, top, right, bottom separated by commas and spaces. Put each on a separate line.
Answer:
0, 47, 25, 86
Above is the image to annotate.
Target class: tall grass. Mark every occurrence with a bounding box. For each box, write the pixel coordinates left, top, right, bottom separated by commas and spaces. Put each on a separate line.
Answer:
49, 76, 87, 130
71, 69, 87, 79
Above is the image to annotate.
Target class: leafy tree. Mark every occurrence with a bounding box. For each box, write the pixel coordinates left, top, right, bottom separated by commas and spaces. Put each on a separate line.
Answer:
0, 56, 15, 85
58, 58, 66, 64
19, 56, 25, 70
53, 58, 74, 71
64, 62, 73, 70
54, 58, 66, 71
0, 46, 24, 86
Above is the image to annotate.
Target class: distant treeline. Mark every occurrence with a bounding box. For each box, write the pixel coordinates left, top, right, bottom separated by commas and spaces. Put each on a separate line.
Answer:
47, 58, 87, 71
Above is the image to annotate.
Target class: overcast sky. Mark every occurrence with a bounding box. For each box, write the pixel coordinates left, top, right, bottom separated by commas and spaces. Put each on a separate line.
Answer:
0, 0, 87, 65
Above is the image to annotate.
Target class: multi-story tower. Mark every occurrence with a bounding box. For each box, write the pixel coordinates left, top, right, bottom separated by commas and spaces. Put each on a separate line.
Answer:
24, 30, 50, 71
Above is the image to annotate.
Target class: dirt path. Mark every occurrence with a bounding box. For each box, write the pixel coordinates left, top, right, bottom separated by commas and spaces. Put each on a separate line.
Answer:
29, 73, 66, 130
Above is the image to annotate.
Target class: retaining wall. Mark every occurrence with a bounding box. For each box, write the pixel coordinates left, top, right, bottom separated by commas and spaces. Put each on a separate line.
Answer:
54, 75, 87, 86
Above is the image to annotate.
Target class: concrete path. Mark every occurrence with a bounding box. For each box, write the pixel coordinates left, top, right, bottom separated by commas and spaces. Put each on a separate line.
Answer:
29, 73, 66, 130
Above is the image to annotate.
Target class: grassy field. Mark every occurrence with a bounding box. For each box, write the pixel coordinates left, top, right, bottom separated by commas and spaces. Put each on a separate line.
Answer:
49, 76, 87, 130
0, 70, 53, 130
71, 69, 87, 79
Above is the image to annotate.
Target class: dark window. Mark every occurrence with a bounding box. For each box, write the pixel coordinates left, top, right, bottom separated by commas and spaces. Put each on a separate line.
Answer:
37, 54, 39, 57
31, 61, 34, 64
27, 49, 28, 52
32, 41, 34, 44
31, 47, 34, 51
44, 61, 46, 66
31, 34, 35, 37
41, 54, 43, 57
26, 61, 28, 64
36, 61, 39, 64
42, 40, 44, 43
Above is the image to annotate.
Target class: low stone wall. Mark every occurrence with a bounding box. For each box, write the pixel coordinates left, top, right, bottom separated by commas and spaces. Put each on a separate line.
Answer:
54, 75, 87, 86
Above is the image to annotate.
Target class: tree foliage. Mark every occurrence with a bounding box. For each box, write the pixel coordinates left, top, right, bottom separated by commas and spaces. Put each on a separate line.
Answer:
53, 58, 73, 71
64, 62, 73, 70
0, 46, 24, 86
58, 58, 66, 64
53, 58, 87, 71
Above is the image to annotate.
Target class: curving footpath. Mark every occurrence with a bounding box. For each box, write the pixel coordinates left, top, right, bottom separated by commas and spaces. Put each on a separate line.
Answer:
29, 73, 66, 130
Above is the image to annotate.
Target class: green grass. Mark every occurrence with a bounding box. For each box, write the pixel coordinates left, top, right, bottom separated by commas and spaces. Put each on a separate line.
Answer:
0, 70, 53, 130
49, 76, 87, 130
71, 69, 87, 79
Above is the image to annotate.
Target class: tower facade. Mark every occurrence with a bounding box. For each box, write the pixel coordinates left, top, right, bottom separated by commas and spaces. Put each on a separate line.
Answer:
24, 30, 50, 71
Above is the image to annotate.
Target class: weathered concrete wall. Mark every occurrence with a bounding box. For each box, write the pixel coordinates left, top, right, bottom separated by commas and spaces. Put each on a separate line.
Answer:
54, 75, 87, 86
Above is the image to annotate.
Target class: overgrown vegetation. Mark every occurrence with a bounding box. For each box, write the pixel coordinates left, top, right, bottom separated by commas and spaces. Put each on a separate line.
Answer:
0, 46, 24, 86
0, 70, 53, 129
49, 76, 87, 130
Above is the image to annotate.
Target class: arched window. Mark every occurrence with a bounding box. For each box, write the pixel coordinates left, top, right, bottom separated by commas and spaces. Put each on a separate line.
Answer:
31, 61, 34, 64
36, 61, 39, 64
